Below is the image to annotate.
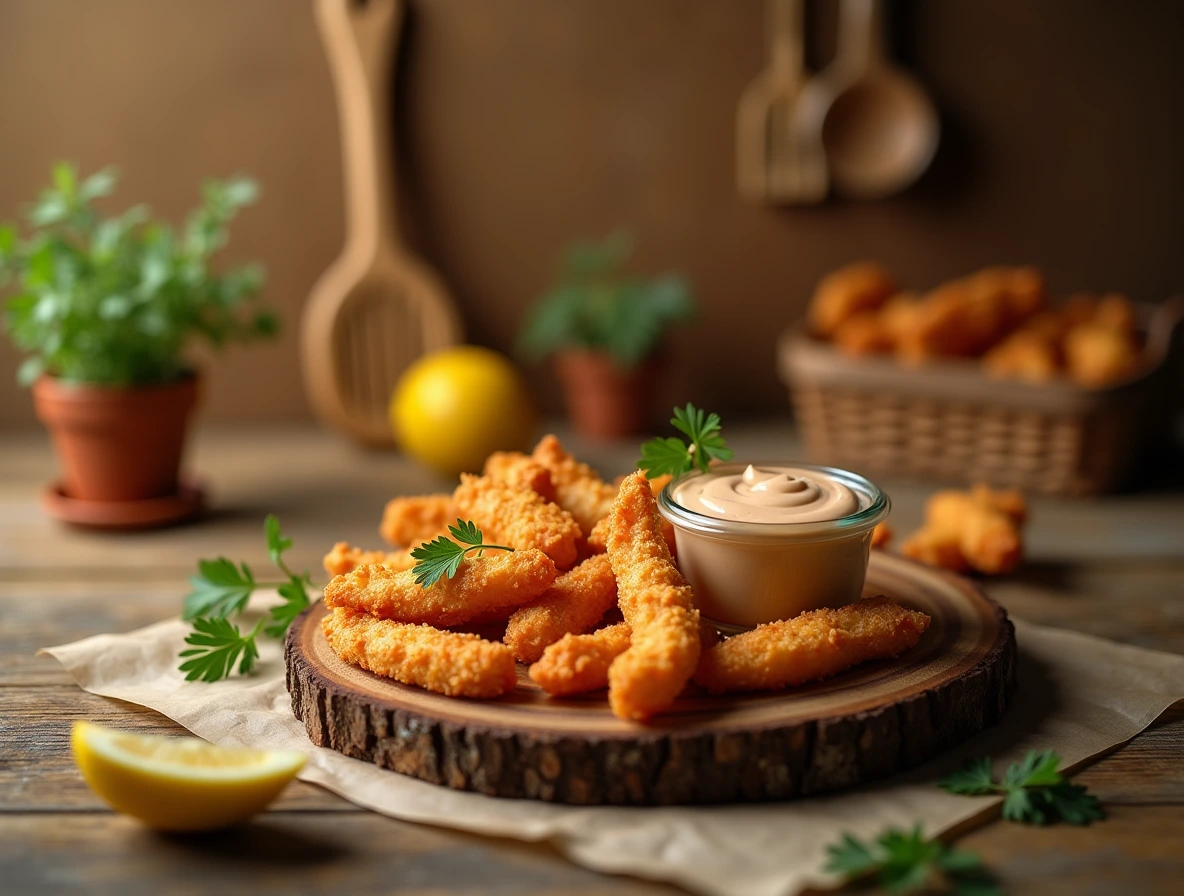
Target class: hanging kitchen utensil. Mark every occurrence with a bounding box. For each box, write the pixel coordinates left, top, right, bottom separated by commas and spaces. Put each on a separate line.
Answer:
304, 0, 462, 447
795, 0, 939, 199
736, 0, 827, 205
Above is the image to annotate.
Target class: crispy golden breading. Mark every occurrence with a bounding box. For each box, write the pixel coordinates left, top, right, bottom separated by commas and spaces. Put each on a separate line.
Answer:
1064, 322, 1141, 387
983, 329, 1061, 383
833, 311, 896, 357
453, 473, 581, 569
809, 262, 898, 338
322, 541, 418, 577
482, 452, 557, 503
528, 622, 632, 696
902, 485, 1024, 575
604, 471, 700, 721
529, 617, 719, 697
503, 554, 618, 663
693, 597, 931, 695
587, 472, 677, 557
323, 549, 558, 628
322, 607, 517, 698
530, 435, 620, 534
379, 495, 456, 546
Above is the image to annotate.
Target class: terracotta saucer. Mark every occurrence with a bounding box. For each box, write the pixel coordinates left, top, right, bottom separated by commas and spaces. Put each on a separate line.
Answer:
41, 480, 206, 530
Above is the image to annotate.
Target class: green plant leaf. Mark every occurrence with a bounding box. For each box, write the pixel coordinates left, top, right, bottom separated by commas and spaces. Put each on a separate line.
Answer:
264, 576, 312, 639
823, 826, 999, 895
178, 616, 261, 682
939, 757, 996, 795
182, 558, 256, 620
409, 521, 514, 587
1004, 750, 1063, 789
264, 513, 293, 566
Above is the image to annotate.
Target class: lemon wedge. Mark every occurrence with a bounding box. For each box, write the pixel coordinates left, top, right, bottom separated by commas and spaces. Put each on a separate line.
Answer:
71, 722, 306, 831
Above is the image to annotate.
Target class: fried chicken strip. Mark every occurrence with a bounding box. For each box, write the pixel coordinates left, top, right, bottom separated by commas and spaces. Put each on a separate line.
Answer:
587, 474, 677, 556
693, 597, 931, 695
528, 618, 719, 697
604, 471, 701, 721
323, 549, 558, 628
380, 494, 456, 546
322, 607, 517, 698
528, 623, 631, 696
482, 452, 557, 503
504, 554, 618, 663
454, 473, 581, 569
903, 486, 1024, 575
322, 541, 418, 577
530, 434, 620, 534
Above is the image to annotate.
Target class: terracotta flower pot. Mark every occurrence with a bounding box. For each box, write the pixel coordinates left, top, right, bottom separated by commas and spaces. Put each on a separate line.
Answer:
553, 350, 658, 440
31, 373, 200, 502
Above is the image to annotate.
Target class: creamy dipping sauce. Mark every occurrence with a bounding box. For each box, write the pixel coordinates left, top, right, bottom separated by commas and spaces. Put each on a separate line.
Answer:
672, 464, 861, 524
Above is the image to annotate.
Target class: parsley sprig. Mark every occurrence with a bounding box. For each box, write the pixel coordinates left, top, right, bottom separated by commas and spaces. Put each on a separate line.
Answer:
638, 403, 734, 479
409, 520, 513, 587
178, 515, 314, 682
940, 750, 1104, 825
825, 825, 999, 895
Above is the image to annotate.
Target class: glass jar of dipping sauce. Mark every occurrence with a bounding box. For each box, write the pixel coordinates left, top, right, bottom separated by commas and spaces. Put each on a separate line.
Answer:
657, 463, 889, 632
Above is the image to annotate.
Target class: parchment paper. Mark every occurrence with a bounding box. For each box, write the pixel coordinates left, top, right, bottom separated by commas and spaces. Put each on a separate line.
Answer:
43, 597, 1184, 896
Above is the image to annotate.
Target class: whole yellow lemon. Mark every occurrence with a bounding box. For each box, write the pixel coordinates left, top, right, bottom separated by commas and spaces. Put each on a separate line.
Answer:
391, 346, 537, 475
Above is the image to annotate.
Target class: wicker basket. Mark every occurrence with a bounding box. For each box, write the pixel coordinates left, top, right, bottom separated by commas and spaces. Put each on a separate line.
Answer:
778, 300, 1184, 496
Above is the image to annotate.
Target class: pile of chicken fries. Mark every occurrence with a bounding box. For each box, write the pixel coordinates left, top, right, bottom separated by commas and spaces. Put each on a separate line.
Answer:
321, 435, 930, 723
812, 262, 1146, 387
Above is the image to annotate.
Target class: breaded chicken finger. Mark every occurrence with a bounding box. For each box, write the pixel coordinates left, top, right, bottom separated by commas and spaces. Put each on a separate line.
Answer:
529, 619, 719, 697
323, 608, 517, 698
693, 597, 931, 695
504, 554, 618, 663
324, 549, 558, 628
380, 495, 456, 546
482, 452, 557, 503
454, 474, 581, 569
604, 471, 701, 721
531, 435, 620, 534
322, 541, 418, 577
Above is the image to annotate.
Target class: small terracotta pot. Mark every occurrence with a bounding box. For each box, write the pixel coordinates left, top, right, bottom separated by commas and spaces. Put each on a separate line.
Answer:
32, 373, 200, 502
553, 350, 658, 440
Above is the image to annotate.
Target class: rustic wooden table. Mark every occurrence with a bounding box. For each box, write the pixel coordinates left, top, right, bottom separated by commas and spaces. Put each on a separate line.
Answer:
2, 424, 1182, 895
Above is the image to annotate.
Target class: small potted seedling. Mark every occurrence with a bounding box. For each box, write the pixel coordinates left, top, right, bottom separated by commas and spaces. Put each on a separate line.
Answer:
0, 163, 276, 527
517, 231, 695, 439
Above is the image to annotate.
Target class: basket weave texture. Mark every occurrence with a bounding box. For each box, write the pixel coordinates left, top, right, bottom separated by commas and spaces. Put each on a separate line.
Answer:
779, 301, 1184, 496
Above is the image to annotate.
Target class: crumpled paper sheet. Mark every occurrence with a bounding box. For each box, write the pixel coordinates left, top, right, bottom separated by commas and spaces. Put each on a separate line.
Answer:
43, 599, 1184, 896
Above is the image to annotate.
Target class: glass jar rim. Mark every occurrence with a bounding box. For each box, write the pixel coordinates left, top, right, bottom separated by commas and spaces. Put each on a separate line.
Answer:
657, 461, 890, 541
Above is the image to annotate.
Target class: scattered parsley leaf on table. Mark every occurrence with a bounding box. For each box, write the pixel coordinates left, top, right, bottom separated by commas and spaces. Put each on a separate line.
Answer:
824, 825, 1000, 895
940, 750, 1104, 826
410, 520, 514, 587
177, 515, 317, 682
638, 403, 734, 479
178, 617, 263, 683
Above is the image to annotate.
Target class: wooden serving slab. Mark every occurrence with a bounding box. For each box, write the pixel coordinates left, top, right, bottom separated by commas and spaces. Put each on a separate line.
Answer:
286, 553, 1016, 805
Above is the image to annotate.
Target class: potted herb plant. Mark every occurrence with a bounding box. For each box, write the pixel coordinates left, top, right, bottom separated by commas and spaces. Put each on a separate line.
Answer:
517, 231, 695, 439
0, 163, 275, 526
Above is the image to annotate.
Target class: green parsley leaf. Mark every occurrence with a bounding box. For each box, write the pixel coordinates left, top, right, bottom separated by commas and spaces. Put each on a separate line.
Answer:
178, 617, 262, 683
264, 513, 293, 567
824, 825, 999, 895
264, 575, 313, 639
939, 756, 997, 796
637, 403, 733, 479
409, 520, 514, 587
940, 750, 1104, 827
182, 558, 256, 620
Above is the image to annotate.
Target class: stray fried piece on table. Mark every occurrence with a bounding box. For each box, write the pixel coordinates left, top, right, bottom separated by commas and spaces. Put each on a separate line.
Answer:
530, 435, 620, 534
693, 597, 931, 695
604, 471, 700, 721
902, 484, 1025, 575
323, 541, 418, 576
528, 622, 632, 697
504, 554, 618, 663
322, 607, 516, 698
380, 495, 456, 546
453, 474, 581, 569
323, 550, 558, 628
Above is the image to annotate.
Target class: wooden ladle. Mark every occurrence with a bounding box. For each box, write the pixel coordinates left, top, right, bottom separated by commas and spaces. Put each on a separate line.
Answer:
303, 0, 462, 446
795, 0, 938, 199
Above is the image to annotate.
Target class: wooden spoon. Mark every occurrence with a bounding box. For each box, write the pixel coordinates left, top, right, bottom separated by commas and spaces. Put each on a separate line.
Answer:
795, 0, 938, 199
303, 0, 462, 446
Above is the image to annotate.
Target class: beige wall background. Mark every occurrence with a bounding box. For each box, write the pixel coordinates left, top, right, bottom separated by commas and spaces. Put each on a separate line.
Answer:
2, 0, 1182, 426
